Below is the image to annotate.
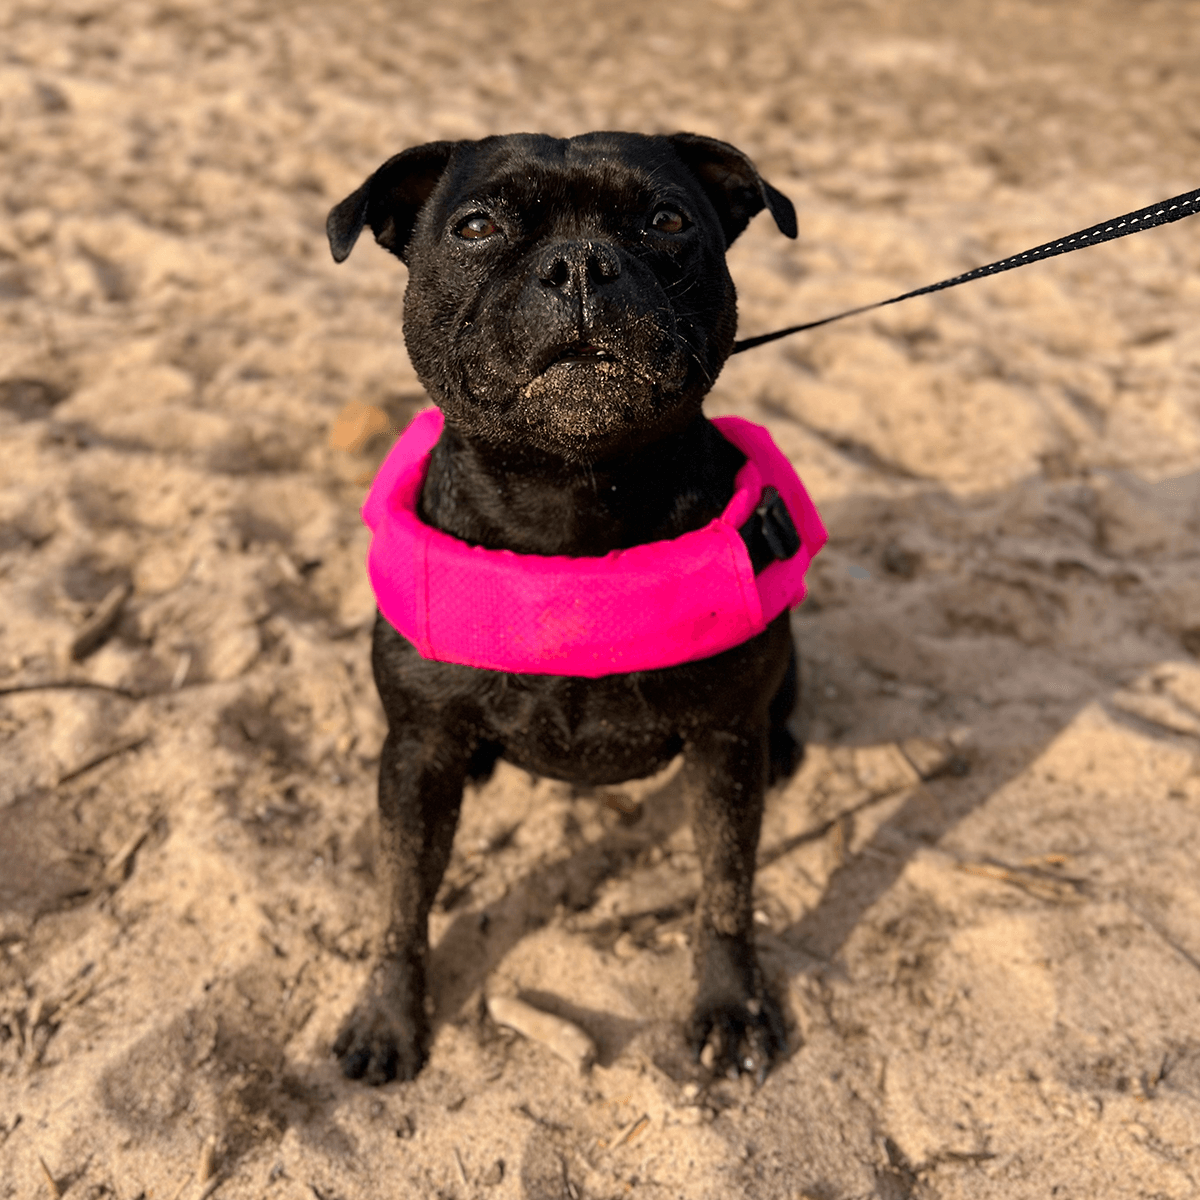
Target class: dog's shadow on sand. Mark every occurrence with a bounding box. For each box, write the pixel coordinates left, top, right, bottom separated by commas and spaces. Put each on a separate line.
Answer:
422, 728, 998, 1066
425, 762, 696, 1064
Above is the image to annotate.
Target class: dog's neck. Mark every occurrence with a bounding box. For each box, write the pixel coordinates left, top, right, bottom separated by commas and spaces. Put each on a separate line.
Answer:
417, 413, 746, 556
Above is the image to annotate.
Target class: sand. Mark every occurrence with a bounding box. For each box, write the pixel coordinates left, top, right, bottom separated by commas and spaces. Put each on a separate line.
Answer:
2, 0, 1199, 1196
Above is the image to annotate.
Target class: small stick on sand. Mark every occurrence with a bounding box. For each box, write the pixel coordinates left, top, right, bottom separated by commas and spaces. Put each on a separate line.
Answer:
37, 1154, 61, 1199
960, 860, 1085, 903
613, 1114, 650, 1148
198, 1135, 217, 1178
171, 651, 191, 690
487, 995, 596, 1073
70, 581, 132, 661
103, 809, 159, 885
0, 679, 141, 699
561, 1154, 579, 1200
57, 735, 149, 786
167, 1171, 194, 1200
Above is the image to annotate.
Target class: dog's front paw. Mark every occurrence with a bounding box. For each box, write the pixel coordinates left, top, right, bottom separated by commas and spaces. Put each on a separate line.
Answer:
687, 989, 787, 1083
333, 962, 428, 1084
687, 947, 787, 1085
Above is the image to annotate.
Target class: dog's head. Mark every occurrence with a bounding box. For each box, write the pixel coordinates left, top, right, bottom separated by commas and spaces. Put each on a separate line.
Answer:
328, 132, 795, 461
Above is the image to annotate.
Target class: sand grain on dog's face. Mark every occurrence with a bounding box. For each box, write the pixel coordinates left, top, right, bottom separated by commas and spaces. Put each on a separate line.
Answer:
3, 0, 1200, 1197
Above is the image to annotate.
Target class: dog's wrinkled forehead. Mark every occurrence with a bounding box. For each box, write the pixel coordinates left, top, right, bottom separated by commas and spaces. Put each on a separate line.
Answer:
430, 133, 708, 228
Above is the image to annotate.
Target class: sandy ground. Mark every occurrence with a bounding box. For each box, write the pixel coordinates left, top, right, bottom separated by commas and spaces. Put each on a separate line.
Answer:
2, 0, 1200, 1196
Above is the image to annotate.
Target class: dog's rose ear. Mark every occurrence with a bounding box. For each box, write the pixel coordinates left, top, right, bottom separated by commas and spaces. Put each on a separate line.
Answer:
327, 141, 461, 264
666, 133, 797, 247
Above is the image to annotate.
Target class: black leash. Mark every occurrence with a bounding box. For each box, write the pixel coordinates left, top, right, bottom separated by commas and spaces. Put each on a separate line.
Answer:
732, 185, 1200, 355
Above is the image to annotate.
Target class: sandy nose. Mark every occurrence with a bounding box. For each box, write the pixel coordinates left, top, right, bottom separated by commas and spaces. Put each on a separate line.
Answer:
535, 240, 622, 291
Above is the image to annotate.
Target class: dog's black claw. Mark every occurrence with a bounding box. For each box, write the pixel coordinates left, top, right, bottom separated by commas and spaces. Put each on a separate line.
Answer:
366, 1043, 401, 1086
338, 1044, 371, 1081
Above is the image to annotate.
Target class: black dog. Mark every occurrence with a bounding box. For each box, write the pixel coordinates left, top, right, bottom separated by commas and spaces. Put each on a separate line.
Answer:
326, 132, 801, 1083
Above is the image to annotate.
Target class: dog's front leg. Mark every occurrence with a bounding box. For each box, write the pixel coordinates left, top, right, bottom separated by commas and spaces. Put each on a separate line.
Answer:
334, 725, 468, 1083
685, 726, 786, 1080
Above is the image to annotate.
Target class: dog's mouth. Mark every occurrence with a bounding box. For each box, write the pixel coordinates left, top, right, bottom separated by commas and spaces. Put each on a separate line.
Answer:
513, 324, 692, 458
539, 341, 620, 371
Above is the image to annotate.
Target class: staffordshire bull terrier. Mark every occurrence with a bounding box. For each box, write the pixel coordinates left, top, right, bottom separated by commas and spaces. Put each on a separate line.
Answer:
325, 131, 820, 1083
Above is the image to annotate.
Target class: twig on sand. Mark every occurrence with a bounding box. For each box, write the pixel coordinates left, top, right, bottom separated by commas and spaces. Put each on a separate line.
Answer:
488, 995, 596, 1073
57, 736, 149, 786
560, 1154, 579, 1199
612, 1114, 650, 1148
756, 780, 915, 869
0, 679, 142, 700
37, 1154, 61, 1199
514, 1103, 569, 1133
171, 651, 192, 690
1122, 898, 1200, 976
70, 582, 132, 661
959, 860, 1086, 903
180, 1135, 222, 1199
103, 809, 160, 885
198, 1135, 218, 1184
168, 1171, 194, 1200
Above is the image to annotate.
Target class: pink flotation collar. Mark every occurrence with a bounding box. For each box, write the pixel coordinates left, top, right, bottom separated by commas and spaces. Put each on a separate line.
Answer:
362, 409, 826, 677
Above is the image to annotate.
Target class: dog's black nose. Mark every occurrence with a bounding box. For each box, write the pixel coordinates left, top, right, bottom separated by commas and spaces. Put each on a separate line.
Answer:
536, 241, 621, 291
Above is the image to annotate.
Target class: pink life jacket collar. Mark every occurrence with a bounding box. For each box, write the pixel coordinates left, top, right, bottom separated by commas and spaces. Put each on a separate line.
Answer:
361, 409, 826, 677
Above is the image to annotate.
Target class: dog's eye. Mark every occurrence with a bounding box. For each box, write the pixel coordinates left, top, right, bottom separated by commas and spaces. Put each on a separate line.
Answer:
457, 214, 498, 240
649, 209, 686, 234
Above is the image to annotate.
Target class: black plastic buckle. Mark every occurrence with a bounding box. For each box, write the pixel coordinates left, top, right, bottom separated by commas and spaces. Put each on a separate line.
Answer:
738, 486, 802, 574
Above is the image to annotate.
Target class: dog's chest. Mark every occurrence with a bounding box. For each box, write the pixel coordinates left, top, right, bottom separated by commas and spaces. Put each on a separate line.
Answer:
481, 674, 684, 786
